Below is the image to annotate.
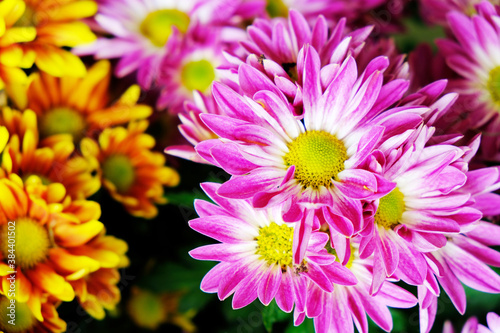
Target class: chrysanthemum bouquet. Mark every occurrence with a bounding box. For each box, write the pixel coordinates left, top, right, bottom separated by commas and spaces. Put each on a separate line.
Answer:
2, 0, 500, 332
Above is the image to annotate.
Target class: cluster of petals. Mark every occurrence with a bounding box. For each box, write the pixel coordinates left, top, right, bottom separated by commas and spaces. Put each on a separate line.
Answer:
444, 312, 500, 333
180, 5, 500, 333
0, 174, 128, 331
434, 1, 500, 162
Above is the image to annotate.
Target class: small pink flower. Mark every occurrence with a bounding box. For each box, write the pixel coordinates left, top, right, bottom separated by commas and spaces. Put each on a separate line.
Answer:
189, 182, 357, 312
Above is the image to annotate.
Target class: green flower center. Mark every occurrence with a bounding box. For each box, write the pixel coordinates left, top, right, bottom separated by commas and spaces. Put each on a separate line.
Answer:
325, 236, 355, 268
39, 107, 85, 140
0, 217, 51, 270
0, 298, 35, 332
284, 130, 347, 189
266, 0, 289, 17
139, 9, 190, 47
102, 154, 136, 193
255, 222, 294, 270
180, 59, 216, 93
374, 187, 405, 229
487, 66, 500, 106
13, 5, 38, 28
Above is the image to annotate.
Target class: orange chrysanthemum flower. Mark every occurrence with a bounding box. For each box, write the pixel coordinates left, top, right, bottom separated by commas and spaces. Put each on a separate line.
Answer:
126, 287, 196, 332
70, 232, 129, 320
20, 60, 152, 144
0, 0, 97, 77
0, 174, 111, 322
82, 121, 180, 218
0, 295, 66, 333
0, 107, 100, 199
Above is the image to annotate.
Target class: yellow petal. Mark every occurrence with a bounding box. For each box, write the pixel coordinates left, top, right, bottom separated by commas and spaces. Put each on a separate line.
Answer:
27, 286, 43, 322
0, 19, 5, 37
67, 60, 110, 108
43, 1, 97, 21
0, 0, 25, 27
81, 295, 106, 320
65, 200, 101, 222
88, 105, 152, 129
69, 246, 120, 269
14, 270, 32, 303
0, 45, 24, 67
46, 183, 66, 203
34, 46, 86, 77
0, 26, 36, 46
80, 137, 100, 158
117, 85, 141, 106
38, 22, 96, 47
0, 126, 8, 153
49, 248, 100, 277
54, 220, 104, 247
25, 263, 64, 296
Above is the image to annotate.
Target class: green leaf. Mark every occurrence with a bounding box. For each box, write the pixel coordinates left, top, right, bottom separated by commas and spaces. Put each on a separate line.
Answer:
262, 300, 289, 332
178, 288, 214, 312
138, 261, 213, 293
392, 18, 445, 53
285, 317, 314, 333
164, 190, 210, 208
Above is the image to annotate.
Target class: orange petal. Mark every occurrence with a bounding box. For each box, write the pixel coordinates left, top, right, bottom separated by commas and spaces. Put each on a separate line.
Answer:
54, 220, 104, 247
49, 247, 100, 277
15, 270, 32, 303
25, 263, 62, 295
27, 286, 43, 322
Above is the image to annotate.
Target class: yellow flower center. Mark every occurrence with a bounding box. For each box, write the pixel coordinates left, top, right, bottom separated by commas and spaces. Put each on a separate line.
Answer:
102, 154, 136, 193
139, 9, 190, 47
325, 236, 355, 269
127, 290, 167, 330
180, 59, 216, 93
39, 107, 86, 140
266, 0, 289, 17
13, 5, 38, 28
0, 217, 51, 270
487, 66, 500, 106
0, 298, 35, 332
284, 130, 347, 189
374, 187, 405, 229
255, 222, 294, 269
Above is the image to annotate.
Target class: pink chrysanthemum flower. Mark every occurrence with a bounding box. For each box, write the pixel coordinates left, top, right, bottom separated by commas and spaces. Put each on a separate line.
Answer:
165, 92, 222, 163
156, 31, 229, 113
197, 44, 425, 262
166, 10, 372, 163
419, 0, 500, 26
263, 0, 385, 23
294, 248, 417, 333
443, 312, 500, 333
74, 0, 238, 89
228, 11, 372, 101
436, 1, 500, 161
359, 124, 483, 294
418, 166, 500, 333
189, 182, 357, 313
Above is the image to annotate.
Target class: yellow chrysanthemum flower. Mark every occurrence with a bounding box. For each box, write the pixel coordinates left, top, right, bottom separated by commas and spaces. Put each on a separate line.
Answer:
0, 0, 97, 77
20, 60, 152, 144
0, 174, 108, 321
0, 107, 100, 199
0, 295, 66, 333
70, 232, 129, 320
82, 121, 180, 219
126, 287, 196, 332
